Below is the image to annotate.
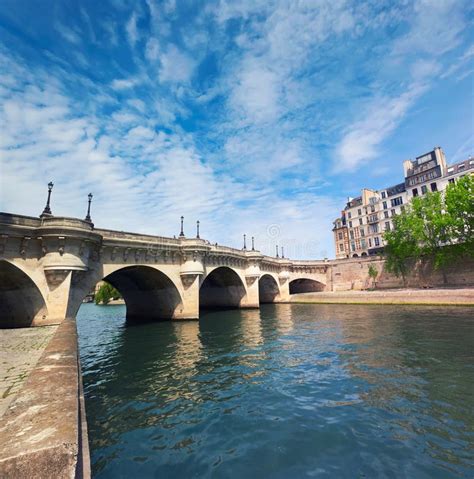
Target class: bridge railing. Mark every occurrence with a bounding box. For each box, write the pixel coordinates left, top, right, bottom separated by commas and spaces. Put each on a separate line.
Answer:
97, 228, 181, 246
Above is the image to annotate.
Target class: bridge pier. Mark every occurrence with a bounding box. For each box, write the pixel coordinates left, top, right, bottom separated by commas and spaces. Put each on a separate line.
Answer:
240, 275, 260, 308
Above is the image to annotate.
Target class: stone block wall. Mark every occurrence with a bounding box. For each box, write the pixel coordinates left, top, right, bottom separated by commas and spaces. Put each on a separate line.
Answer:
330, 255, 474, 291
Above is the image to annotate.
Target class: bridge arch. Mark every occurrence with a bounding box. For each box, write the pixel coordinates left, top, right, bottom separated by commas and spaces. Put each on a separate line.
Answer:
102, 265, 184, 322
200, 266, 247, 309
0, 260, 48, 328
259, 274, 280, 303
289, 278, 326, 294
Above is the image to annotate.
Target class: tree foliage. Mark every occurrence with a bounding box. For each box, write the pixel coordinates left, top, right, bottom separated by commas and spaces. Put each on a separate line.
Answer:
95, 281, 122, 305
384, 175, 474, 282
368, 264, 378, 280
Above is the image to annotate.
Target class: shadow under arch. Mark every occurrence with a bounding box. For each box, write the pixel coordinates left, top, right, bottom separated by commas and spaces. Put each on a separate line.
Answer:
289, 278, 326, 294
103, 265, 183, 322
0, 260, 48, 328
259, 274, 280, 303
199, 266, 246, 310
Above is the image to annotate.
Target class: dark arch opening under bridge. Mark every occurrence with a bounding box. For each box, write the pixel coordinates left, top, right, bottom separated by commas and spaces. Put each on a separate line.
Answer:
289, 278, 325, 294
0, 260, 48, 328
199, 267, 246, 310
103, 265, 183, 322
259, 274, 280, 303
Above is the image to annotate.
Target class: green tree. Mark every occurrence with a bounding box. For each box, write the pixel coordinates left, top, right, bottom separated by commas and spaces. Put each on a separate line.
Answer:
444, 175, 474, 256
384, 204, 422, 285
368, 264, 378, 281
95, 282, 122, 305
384, 175, 474, 283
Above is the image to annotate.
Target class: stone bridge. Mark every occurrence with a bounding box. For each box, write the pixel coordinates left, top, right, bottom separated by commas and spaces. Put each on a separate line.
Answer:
0, 212, 332, 327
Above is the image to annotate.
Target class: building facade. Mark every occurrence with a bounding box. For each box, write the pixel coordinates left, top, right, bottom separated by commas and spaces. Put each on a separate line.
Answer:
333, 147, 473, 259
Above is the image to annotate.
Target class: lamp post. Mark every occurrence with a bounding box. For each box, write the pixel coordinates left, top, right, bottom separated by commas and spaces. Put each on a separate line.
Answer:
196, 220, 200, 239
276, 245, 279, 258
243, 234, 247, 250
85, 193, 93, 223
40, 181, 54, 218
179, 216, 185, 237
281, 246, 284, 258
251, 236, 255, 251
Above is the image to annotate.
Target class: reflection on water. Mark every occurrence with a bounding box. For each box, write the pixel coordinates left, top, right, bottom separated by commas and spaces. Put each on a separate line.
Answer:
77, 303, 474, 478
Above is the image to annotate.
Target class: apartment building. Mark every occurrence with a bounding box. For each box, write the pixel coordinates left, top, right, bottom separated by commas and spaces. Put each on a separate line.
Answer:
333, 147, 473, 259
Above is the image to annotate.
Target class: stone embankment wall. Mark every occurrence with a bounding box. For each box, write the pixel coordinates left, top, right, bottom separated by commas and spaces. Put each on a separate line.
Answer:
0, 319, 90, 478
330, 255, 474, 291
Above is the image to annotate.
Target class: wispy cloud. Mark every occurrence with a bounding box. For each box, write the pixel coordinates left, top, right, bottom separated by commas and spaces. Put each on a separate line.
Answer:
126, 11, 139, 48
159, 45, 196, 83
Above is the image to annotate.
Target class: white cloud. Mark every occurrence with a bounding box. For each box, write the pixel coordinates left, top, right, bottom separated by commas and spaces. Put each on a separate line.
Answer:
335, 84, 428, 172
55, 23, 82, 44
393, 0, 466, 56
145, 37, 160, 61
110, 77, 140, 90
159, 45, 196, 83
126, 12, 139, 47
230, 59, 281, 124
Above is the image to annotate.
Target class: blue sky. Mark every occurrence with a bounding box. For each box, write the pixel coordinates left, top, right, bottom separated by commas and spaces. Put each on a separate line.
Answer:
0, 0, 472, 258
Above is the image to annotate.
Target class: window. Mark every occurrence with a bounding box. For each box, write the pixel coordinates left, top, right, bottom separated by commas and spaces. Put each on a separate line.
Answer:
421, 185, 427, 194
339, 243, 344, 252
385, 222, 391, 231
358, 209, 362, 216
430, 182, 437, 192
381, 191, 386, 199
338, 232, 343, 240
383, 201, 387, 209
361, 239, 366, 249
391, 197, 403, 207
412, 188, 418, 197
351, 242, 355, 252
360, 228, 365, 237
448, 178, 455, 184
447, 167, 454, 173
348, 212, 352, 218
349, 221, 352, 228
359, 218, 363, 225
458, 164, 465, 170
350, 230, 354, 240
384, 211, 389, 218
371, 205, 375, 213
374, 237, 380, 247
368, 238, 372, 247
391, 209, 396, 217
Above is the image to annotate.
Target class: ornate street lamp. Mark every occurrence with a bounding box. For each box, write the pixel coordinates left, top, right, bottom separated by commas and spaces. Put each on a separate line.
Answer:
196, 220, 200, 239
251, 236, 255, 251
40, 181, 54, 218
85, 193, 93, 223
243, 234, 247, 250
276, 245, 279, 258
281, 246, 284, 258
179, 216, 185, 237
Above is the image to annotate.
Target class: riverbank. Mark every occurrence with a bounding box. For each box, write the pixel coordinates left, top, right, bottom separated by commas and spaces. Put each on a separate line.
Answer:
0, 320, 90, 478
290, 288, 474, 305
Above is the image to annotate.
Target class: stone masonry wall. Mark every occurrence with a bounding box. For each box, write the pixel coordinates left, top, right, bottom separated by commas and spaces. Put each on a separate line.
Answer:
330, 255, 474, 291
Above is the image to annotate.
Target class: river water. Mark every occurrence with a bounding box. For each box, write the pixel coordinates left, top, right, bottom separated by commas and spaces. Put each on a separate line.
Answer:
77, 303, 474, 478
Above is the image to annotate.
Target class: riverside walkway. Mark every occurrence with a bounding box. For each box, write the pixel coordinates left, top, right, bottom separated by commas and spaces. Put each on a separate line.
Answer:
0, 326, 57, 416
